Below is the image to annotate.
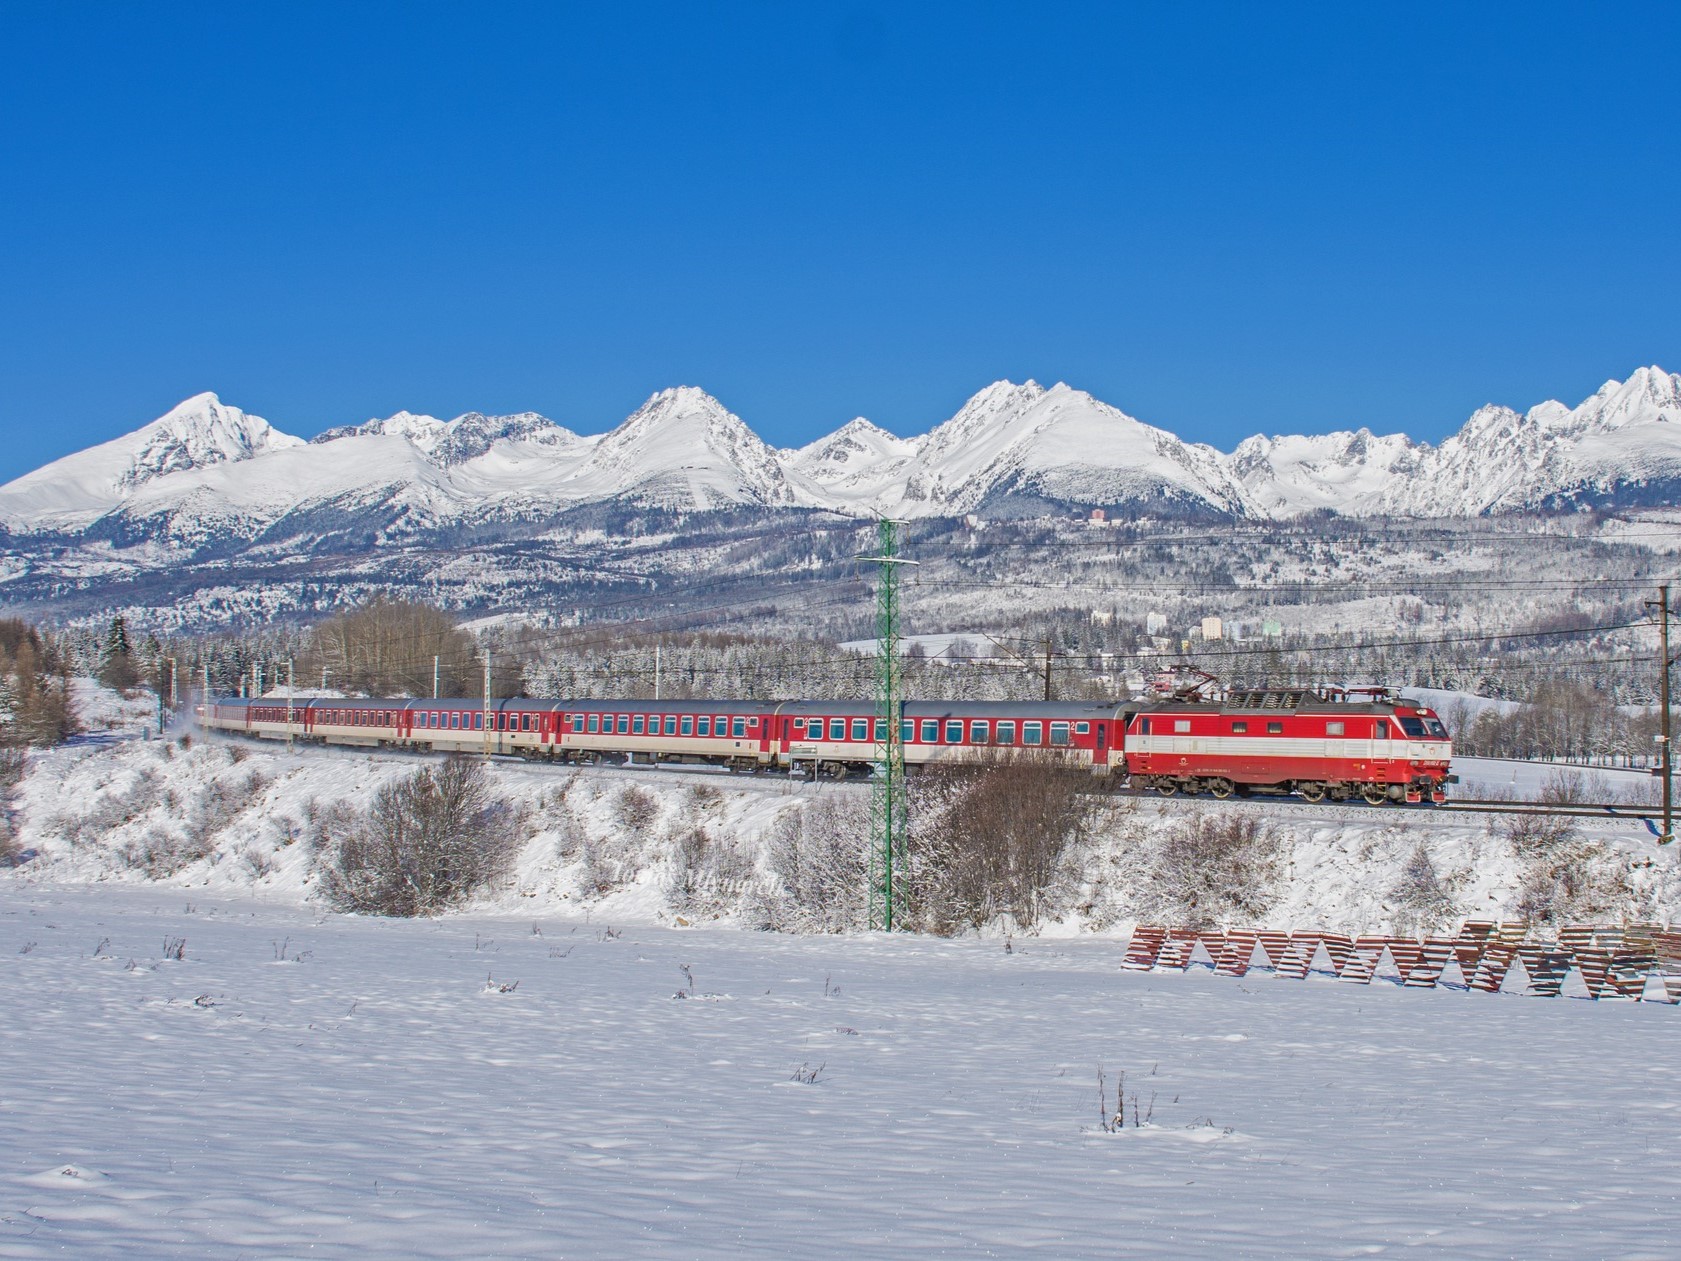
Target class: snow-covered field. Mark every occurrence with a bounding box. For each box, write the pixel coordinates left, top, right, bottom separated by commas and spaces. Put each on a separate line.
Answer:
4, 882, 1680, 1259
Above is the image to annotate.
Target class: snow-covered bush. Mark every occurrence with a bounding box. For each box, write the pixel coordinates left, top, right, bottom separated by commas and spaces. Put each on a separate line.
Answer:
755, 795, 870, 933
1503, 814, 1644, 926
1135, 811, 1282, 930
1388, 842, 1459, 935
0, 744, 23, 864
318, 757, 523, 916
613, 784, 660, 835
665, 824, 755, 920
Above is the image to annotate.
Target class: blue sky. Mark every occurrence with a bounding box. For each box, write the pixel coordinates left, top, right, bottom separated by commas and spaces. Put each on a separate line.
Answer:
1, 2, 1676, 479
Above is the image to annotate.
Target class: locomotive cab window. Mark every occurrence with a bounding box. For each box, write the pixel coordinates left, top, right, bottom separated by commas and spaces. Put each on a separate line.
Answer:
1397, 716, 1428, 738
1266, 721, 1283, 734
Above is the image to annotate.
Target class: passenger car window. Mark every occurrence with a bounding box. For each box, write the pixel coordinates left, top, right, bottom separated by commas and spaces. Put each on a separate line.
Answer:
1023, 722, 1043, 745
996, 721, 1016, 745
852, 718, 869, 741
945, 720, 963, 743
921, 720, 938, 743
1050, 722, 1071, 745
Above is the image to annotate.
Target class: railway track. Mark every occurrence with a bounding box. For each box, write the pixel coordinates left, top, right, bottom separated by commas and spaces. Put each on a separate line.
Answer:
1120, 790, 1662, 823
1432, 798, 1660, 822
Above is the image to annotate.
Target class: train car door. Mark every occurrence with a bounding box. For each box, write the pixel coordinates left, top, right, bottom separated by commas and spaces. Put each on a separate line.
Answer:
1371, 719, 1392, 773
1093, 720, 1110, 772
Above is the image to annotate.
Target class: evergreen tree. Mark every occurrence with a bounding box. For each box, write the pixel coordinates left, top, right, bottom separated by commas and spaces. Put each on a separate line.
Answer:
99, 616, 139, 691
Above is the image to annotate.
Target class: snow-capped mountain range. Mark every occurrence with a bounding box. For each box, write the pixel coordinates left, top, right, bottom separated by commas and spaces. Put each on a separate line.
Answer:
2, 367, 1678, 543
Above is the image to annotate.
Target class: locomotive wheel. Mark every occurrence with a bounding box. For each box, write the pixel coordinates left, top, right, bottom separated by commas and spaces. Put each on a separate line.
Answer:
1207, 777, 1234, 800
1154, 779, 1178, 797
1361, 784, 1388, 806
1297, 782, 1326, 803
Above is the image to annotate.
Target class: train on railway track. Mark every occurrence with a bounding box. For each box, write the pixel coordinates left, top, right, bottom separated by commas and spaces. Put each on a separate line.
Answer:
198, 682, 1456, 804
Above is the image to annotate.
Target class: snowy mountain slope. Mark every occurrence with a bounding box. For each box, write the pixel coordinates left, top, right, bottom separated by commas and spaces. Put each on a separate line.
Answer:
313, 409, 571, 468
1228, 429, 1424, 517
0, 393, 303, 532
784, 417, 922, 510
1232, 366, 1681, 517
3, 368, 1680, 554
883, 380, 1253, 518
543, 387, 798, 510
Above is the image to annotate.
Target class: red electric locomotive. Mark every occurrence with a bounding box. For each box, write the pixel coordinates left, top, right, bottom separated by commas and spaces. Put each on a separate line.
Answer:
1124, 686, 1455, 803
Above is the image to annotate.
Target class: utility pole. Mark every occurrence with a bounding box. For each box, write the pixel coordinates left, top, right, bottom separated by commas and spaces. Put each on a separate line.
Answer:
655, 644, 662, 701
1649, 585, 1674, 844
858, 519, 918, 932
321, 666, 328, 691
433, 655, 440, 700
482, 651, 493, 759
167, 657, 178, 709
1043, 638, 1054, 702
286, 659, 295, 751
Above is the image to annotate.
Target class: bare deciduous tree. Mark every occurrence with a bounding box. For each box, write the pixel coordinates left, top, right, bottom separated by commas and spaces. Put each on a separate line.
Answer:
906, 759, 1094, 933
303, 597, 480, 698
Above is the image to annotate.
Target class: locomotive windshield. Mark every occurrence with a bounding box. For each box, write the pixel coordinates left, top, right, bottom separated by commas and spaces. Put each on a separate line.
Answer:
1397, 715, 1449, 739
